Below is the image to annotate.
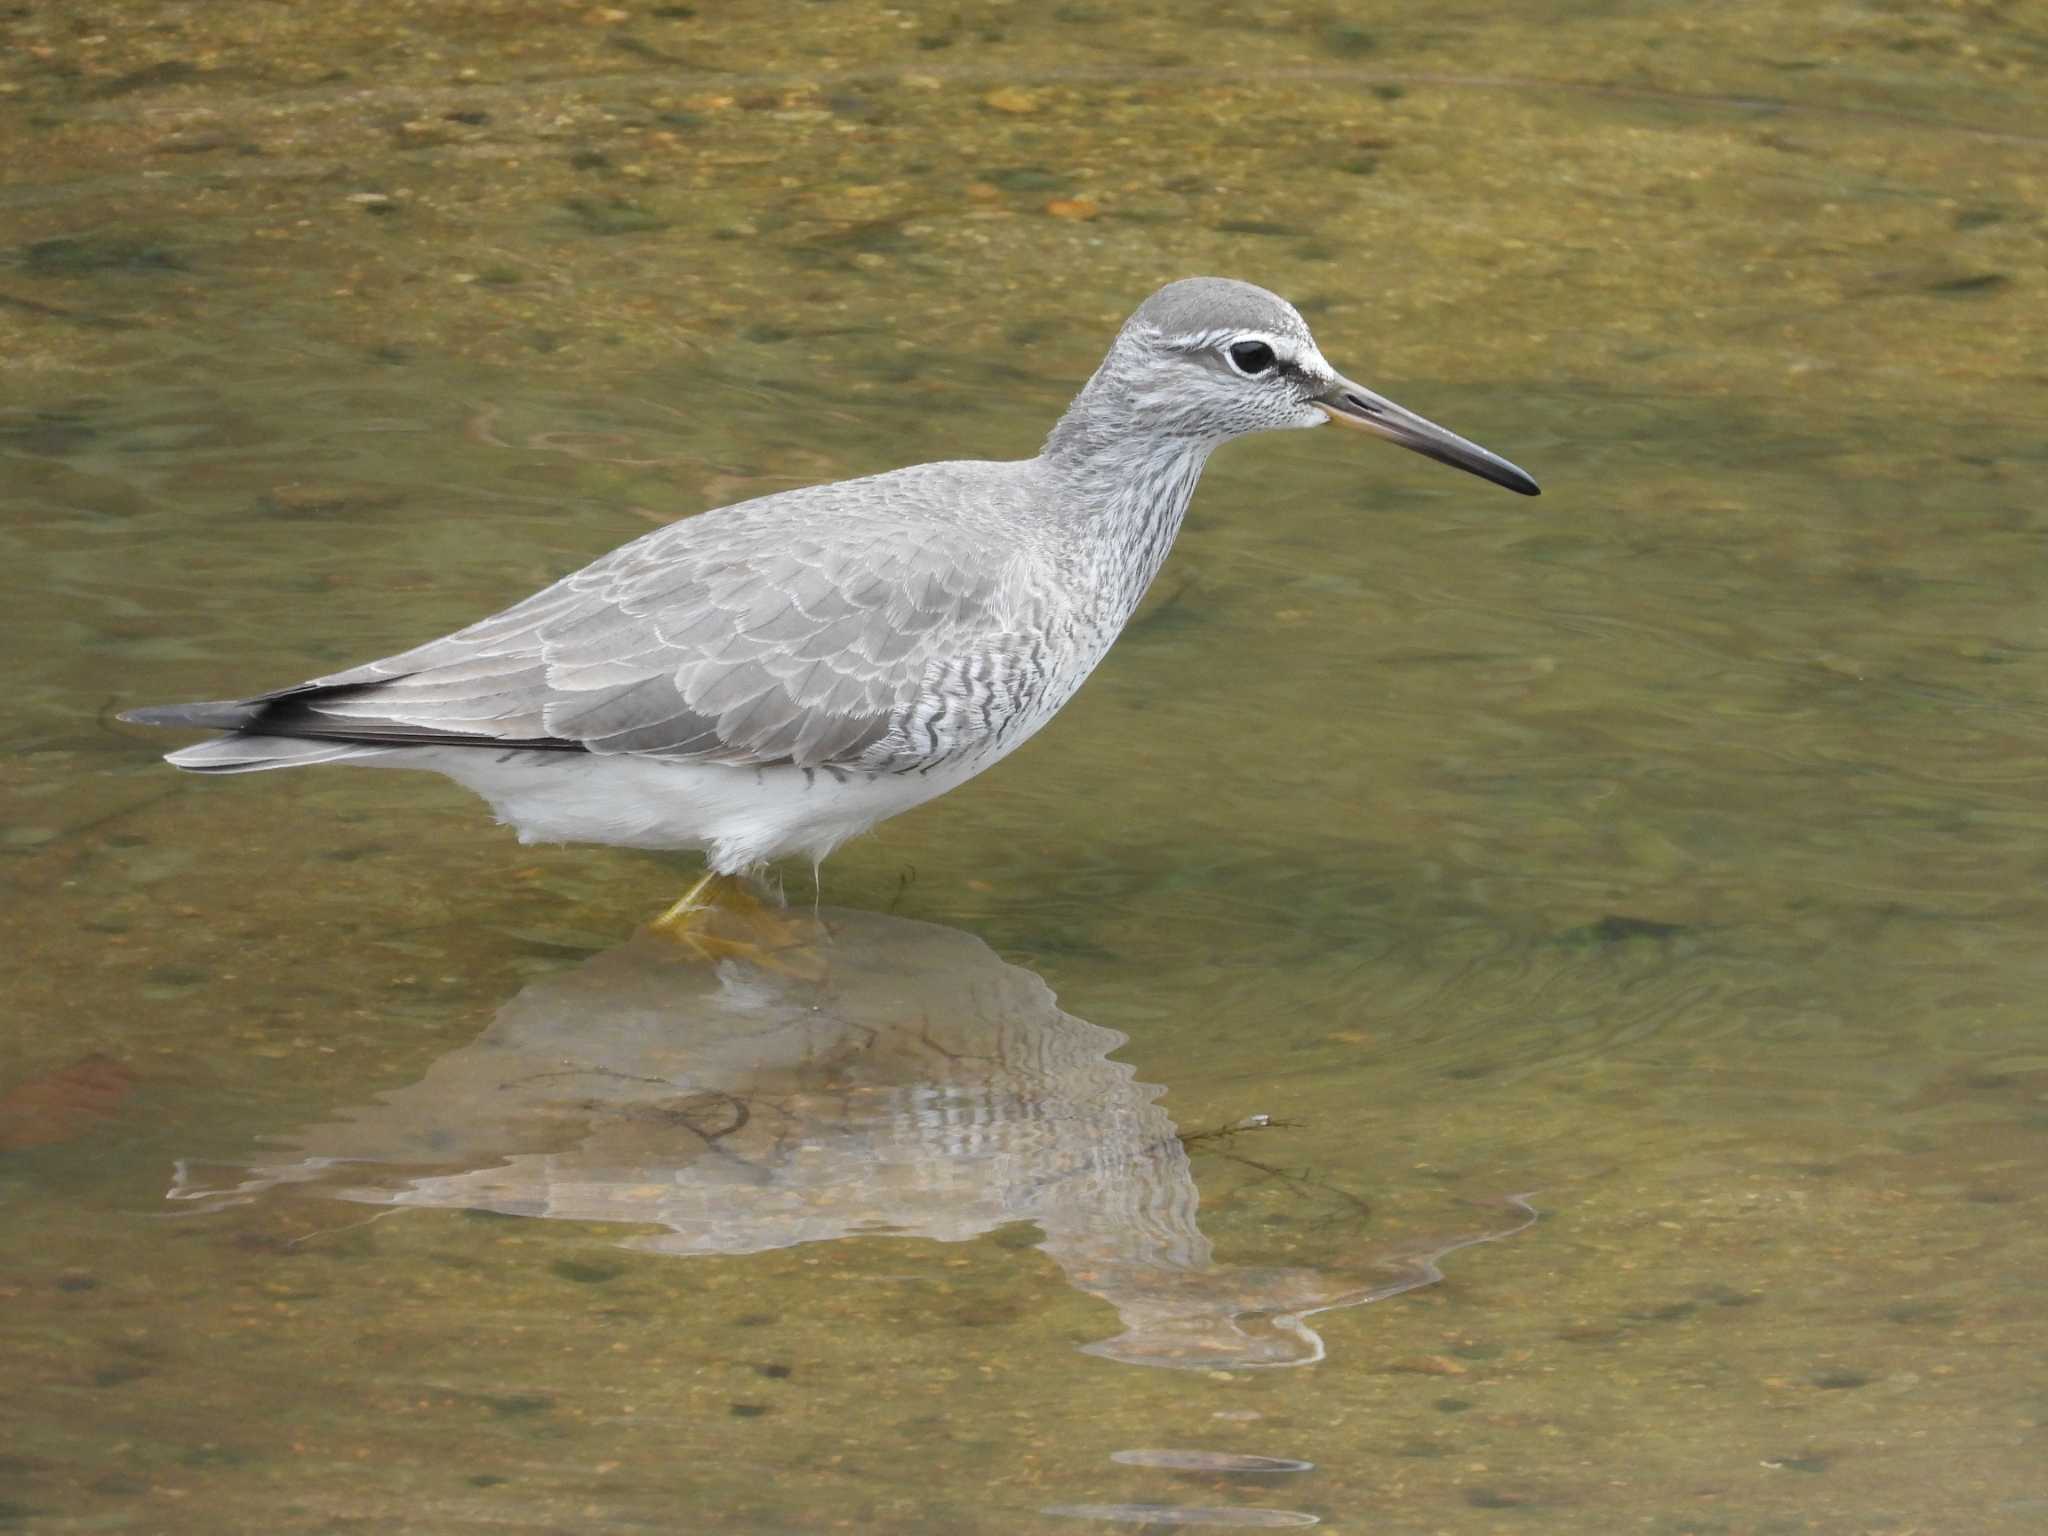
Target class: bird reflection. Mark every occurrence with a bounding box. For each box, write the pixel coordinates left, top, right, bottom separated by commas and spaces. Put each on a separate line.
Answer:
171, 910, 1530, 1369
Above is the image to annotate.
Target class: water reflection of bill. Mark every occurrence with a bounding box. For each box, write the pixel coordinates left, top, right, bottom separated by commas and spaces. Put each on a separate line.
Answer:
171, 909, 1532, 1370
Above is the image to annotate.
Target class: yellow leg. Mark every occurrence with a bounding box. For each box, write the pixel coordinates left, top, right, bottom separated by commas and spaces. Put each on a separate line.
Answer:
645, 871, 828, 980
648, 869, 728, 931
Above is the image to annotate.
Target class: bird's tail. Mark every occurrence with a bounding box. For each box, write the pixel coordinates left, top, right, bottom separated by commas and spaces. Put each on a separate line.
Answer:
121, 700, 266, 732
160, 735, 387, 774
122, 702, 388, 775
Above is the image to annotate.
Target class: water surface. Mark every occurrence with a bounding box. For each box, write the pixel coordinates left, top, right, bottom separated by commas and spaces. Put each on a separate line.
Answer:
3, 2, 2046, 1531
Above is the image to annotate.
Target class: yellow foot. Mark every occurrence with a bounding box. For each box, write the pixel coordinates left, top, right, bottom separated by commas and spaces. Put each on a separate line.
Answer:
646, 873, 828, 980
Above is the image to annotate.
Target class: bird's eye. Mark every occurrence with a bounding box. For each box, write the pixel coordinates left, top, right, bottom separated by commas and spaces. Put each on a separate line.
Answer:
1227, 340, 1276, 376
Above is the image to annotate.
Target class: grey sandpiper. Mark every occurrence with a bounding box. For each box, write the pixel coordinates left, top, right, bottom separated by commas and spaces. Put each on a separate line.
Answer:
124, 277, 1539, 934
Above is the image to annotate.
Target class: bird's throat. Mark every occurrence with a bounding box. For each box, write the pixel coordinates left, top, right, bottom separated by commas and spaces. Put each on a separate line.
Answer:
1064, 438, 1214, 628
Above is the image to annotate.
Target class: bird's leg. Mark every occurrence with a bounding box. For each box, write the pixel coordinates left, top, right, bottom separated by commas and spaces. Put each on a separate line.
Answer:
648, 869, 728, 930
646, 870, 828, 980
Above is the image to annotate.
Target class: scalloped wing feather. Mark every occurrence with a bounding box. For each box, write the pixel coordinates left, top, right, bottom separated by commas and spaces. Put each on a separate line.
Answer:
245, 472, 1059, 773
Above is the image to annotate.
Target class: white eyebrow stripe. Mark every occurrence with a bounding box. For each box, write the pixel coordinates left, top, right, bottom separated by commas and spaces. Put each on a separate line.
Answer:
1175, 328, 1304, 369
1184, 327, 1291, 351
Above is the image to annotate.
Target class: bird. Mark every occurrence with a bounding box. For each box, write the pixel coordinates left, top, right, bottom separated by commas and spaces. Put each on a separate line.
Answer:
124, 277, 1538, 942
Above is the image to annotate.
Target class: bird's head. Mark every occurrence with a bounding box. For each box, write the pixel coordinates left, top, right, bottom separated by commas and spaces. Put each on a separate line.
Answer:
1093, 276, 1539, 497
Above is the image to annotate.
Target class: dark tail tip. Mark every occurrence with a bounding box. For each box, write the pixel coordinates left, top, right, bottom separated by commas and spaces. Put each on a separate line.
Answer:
120, 700, 264, 731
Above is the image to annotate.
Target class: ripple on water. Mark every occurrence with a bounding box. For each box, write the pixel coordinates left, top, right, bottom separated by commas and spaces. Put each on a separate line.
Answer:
1110, 1451, 1313, 1474
1043, 1506, 1319, 1529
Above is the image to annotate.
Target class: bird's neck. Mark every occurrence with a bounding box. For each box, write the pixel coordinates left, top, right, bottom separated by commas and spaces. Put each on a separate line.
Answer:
1039, 363, 1221, 623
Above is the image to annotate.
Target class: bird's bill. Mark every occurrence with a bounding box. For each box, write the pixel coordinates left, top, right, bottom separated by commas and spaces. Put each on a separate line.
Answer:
1315, 376, 1541, 497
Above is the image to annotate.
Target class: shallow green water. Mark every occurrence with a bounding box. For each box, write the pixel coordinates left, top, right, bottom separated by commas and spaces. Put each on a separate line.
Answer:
4, 2, 2047, 1532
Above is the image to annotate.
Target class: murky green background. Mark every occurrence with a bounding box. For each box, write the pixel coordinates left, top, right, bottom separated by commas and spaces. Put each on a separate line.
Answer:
4, 1, 2046, 1531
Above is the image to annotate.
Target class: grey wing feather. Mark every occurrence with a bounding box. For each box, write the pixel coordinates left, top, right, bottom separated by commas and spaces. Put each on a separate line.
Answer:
233, 480, 1058, 773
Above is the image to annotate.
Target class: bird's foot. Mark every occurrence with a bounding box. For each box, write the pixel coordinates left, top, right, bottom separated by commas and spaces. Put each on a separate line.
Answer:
646, 873, 828, 980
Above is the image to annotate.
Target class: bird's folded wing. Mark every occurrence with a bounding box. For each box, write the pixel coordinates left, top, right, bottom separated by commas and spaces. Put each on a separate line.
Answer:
242, 509, 1049, 773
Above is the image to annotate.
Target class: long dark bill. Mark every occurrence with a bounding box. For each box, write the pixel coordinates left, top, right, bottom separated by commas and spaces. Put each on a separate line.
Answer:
1316, 376, 1540, 497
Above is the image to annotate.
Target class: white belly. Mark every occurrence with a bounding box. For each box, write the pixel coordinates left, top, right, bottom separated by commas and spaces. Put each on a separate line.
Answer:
395, 746, 1001, 871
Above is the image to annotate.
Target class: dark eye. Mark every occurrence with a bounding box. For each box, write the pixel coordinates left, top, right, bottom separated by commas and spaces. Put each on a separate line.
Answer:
1227, 340, 1276, 376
